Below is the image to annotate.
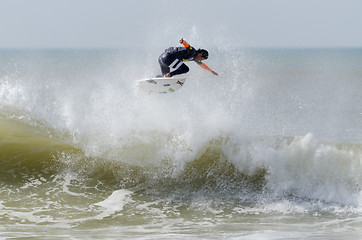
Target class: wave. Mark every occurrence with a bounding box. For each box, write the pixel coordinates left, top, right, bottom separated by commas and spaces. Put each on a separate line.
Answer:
1, 49, 361, 215
1, 113, 361, 207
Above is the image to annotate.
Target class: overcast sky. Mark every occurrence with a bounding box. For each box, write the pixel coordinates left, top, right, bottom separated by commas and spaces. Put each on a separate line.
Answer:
1, 0, 362, 49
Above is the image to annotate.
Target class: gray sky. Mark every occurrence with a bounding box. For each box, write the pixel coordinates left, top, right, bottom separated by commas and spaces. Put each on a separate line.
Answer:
1, 0, 362, 48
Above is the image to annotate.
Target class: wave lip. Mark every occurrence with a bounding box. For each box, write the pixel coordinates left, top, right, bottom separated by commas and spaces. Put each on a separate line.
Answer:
223, 133, 362, 206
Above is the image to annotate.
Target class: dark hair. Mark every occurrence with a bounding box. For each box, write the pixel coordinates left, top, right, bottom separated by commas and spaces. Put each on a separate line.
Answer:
198, 49, 208, 59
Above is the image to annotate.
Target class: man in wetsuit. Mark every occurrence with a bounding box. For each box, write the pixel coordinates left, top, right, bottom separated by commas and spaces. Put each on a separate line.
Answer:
158, 38, 218, 77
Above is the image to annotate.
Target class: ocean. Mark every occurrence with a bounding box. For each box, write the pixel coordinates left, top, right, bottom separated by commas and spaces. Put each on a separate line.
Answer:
0, 48, 361, 239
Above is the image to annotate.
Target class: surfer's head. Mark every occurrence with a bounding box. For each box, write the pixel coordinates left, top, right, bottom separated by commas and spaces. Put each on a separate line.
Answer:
196, 49, 208, 60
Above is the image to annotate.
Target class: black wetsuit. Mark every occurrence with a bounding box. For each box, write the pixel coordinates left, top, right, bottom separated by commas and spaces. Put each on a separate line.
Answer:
158, 46, 201, 77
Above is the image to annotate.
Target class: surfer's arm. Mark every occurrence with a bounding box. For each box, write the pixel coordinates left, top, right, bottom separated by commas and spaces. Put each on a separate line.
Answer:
180, 38, 218, 76
179, 38, 193, 50
196, 61, 219, 76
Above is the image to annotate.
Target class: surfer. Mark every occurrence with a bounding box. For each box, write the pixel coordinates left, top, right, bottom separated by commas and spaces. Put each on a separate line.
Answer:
158, 38, 218, 77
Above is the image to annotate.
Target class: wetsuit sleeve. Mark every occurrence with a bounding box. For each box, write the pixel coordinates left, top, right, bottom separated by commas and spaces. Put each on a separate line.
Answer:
181, 39, 193, 50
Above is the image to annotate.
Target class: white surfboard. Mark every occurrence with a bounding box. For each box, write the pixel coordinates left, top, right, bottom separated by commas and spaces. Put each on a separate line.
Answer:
135, 77, 186, 94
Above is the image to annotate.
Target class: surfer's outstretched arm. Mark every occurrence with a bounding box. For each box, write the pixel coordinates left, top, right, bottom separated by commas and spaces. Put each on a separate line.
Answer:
179, 38, 218, 76
196, 61, 219, 76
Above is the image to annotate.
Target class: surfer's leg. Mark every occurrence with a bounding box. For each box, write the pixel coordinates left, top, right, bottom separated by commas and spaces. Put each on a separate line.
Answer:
160, 64, 169, 75
158, 53, 171, 75
169, 62, 189, 76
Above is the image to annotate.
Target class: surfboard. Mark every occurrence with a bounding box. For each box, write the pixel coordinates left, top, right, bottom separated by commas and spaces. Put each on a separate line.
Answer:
135, 77, 186, 94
